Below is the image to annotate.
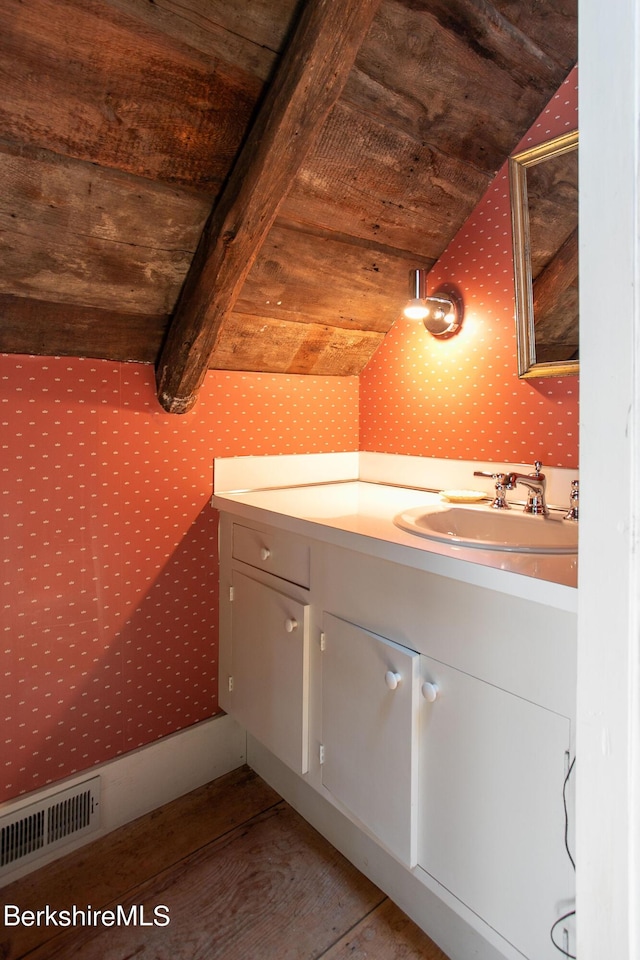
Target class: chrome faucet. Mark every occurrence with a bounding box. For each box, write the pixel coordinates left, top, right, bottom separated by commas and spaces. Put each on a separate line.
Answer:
474, 460, 549, 515
504, 461, 549, 516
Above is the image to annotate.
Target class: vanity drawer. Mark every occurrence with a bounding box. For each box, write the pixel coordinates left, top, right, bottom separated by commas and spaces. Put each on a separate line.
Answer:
232, 522, 310, 588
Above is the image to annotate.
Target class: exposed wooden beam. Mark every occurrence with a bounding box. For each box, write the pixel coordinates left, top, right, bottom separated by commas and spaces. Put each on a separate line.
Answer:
155, 0, 383, 413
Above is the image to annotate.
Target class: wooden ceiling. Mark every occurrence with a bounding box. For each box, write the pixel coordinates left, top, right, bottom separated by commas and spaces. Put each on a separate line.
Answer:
0, 0, 577, 411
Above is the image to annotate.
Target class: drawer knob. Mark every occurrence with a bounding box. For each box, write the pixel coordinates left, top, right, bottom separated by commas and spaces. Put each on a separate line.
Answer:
421, 681, 439, 703
285, 618, 298, 633
260, 547, 271, 561
385, 671, 402, 690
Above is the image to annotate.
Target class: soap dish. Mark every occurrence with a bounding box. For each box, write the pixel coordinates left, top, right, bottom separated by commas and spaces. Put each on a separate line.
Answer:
439, 489, 487, 503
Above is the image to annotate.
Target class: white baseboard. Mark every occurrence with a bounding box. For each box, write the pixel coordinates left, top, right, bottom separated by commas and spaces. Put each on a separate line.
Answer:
0, 714, 247, 887
246, 735, 515, 960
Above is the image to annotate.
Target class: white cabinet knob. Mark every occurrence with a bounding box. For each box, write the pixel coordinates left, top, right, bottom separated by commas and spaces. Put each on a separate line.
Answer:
285, 618, 298, 633
385, 670, 402, 690
260, 547, 271, 561
421, 681, 439, 703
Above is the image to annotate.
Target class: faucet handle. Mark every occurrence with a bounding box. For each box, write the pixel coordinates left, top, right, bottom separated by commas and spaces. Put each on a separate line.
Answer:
473, 470, 505, 480
472, 471, 510, 509
564, 480, 579, 521
533, 460, 543, 477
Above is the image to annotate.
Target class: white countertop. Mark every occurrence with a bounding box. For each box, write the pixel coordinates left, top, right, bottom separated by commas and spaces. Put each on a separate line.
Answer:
212, 479, 578, 612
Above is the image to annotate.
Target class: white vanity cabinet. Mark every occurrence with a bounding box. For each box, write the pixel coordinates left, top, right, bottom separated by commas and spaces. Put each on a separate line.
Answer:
217, 510, 577, 960
219, 519, 311, 775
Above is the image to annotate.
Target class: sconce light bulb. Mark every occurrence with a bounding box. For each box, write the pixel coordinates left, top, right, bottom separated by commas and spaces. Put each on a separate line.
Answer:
403, 299, 430, 321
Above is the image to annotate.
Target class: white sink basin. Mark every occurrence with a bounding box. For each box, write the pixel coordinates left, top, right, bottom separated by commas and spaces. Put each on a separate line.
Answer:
393, 503, 578, 554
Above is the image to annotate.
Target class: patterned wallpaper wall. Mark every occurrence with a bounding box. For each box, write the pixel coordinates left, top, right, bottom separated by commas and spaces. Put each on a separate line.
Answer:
0, 356, 358, 804
2, 69, 579, 807
360, 67, 579, 469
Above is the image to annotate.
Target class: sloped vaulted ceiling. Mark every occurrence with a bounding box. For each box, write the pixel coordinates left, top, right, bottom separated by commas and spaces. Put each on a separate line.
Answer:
0, 0, 577, 410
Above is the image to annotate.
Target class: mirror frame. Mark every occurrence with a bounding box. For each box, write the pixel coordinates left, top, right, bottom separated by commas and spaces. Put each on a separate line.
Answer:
509, 129, 579, 379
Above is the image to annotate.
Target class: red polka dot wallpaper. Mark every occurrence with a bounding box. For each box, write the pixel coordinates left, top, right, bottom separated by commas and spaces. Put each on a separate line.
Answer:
0, 358, 358, 803
360, 68, 579, 469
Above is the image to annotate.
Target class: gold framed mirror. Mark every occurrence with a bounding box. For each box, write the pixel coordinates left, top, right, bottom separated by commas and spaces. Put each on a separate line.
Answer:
509, 130, 578, 379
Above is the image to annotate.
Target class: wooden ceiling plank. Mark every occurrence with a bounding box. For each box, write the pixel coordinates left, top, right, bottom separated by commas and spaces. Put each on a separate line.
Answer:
155, 0, 383, 413
235, 219, 432, 333
0, 144, 210, 315
104, 0, 295, 80
281, 99, 490, 257
1, 221, 191, 316
1, 0, 263, 190
108, 0, 296, 57
210, 313, 384, 376
490, 0, 577, 70
0, 295, 168, 363
347, 0, 576, 175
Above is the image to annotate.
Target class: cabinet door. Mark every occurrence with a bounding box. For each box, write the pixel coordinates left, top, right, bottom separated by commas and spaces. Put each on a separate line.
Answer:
229, 571, 310, 774
321, 614, 420, 867
419, 654, 574, 960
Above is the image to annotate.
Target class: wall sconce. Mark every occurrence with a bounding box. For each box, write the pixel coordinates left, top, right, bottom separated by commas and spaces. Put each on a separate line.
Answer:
403, 269, 462, 337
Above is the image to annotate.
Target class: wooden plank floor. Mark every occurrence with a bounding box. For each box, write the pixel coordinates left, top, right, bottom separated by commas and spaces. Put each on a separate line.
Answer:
1, 766, 450, 960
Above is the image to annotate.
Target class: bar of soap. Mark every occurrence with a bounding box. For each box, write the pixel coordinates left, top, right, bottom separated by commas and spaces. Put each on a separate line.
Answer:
439, 489, 486, 503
